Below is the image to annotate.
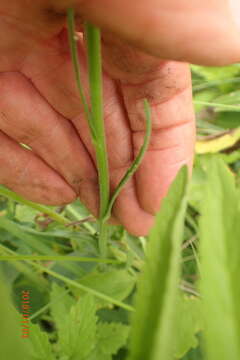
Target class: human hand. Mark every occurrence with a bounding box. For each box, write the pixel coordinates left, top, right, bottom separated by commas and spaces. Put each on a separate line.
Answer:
0, 1, 239, 235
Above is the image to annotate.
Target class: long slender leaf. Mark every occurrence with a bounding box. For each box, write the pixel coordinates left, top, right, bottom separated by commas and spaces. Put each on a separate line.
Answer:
199, 156, 240, 360
129, 167, 188, 360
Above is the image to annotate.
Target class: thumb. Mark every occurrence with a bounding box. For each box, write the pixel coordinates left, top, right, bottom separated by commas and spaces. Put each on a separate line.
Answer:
74, 0, 240, 66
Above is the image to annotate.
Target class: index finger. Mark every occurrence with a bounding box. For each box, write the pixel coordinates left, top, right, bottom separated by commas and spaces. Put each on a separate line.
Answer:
73, 0, 240, 65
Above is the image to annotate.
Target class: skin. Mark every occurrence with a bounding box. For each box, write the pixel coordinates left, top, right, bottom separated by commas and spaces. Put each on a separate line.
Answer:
0, 0, 239, 235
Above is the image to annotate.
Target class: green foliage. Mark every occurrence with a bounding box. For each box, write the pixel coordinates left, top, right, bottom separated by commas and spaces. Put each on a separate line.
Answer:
50, 283, 75, 336
174, 296, 203, 358
60, 294, 98, 360
199, 157, 240, 360
128, 167, 188, 360
88, 322, 129, 360
28, 291, 129, 360
214, 91, 240, 112
0, 11, 239, 360
192, 64, 240, 82
0, 275, 32, 360
70, 269, 135, 307
28, 323, 55, 360
67, 9, 152, 258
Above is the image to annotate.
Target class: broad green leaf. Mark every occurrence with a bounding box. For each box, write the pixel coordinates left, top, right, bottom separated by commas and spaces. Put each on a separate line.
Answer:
87, 322, 129, 360
96, 322, 129, 356
199, 156, 240, 360
50, 282, 75, 336
174, 296, 203, 358
128, 167, 188, 360
28, 323, 55, 360
71, 269, 135, 306
59, 294, 97, 360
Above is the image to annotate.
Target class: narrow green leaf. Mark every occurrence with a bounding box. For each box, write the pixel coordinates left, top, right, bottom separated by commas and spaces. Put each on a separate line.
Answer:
199, 156, 240, 360
129, 167, 188, 360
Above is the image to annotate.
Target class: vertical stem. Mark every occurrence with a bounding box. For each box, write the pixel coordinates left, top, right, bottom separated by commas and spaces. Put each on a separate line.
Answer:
84, 23, 110, 257
67, 10, 151, 258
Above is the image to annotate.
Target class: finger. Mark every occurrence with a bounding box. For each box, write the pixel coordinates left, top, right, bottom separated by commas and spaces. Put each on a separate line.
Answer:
75, 0, 240, 65
23, 35, 150, 233
121, 61, 195, 215
0, 71, 99, 215
0, 131, 76, 204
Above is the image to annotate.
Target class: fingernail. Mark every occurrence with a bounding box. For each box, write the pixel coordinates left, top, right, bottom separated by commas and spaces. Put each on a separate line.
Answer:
229, 0, 240, 30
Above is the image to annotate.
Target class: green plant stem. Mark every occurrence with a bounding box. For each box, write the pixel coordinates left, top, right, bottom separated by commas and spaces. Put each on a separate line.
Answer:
66, 204, 96, 234
67, 9, 110, 257
0, 255, 121, 264
84, 23, 110, 257
103, 100, 152, 222
0, 244, 134, 312
84, 23, 110, 214
67, 9, 152, 258
67, 8, 92, 128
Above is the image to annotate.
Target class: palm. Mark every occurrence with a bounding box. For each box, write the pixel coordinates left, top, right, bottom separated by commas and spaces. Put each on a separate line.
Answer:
0, 7, 195, 235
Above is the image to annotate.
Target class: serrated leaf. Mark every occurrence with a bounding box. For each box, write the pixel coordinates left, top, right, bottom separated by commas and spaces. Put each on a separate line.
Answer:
87, 322, 129, 360
28, 323, 55, 360
174, 296, 203, 358
96, 322, 129, 356
50, 282, 75, 335
59, 294, 97, 360
199, 156, 240, 360
128, 167, 188, 360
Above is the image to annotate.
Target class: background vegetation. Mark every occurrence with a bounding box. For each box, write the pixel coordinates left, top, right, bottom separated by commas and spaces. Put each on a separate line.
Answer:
0, 47, 239, 359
